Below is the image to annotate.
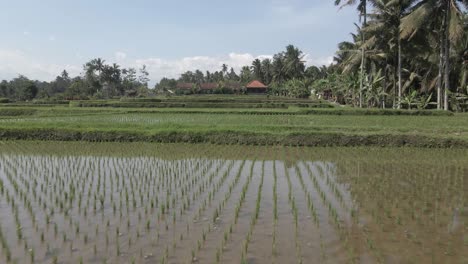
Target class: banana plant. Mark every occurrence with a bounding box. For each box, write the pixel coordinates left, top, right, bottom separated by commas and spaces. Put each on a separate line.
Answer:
401, 90, 418, 110
416, 94, 432, 110
363, 69, 385, 108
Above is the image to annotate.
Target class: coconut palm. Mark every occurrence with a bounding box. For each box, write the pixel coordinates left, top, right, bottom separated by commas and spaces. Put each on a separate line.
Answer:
364, 0, 418, 108
261, 59, 273, 85
221, 64, 228, 78
401, 0, 466, 110
335, 0, 368, 107
271, 54, 286, 85
251, 59, 263, 82
283, 45, 306, 79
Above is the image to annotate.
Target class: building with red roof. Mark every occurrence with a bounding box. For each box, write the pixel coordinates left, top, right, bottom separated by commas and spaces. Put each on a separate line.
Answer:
245, 80, 268, 94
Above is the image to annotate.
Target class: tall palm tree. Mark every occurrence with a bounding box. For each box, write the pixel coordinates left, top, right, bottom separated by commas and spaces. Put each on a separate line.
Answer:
335, 0, 368, 107
261, 59, 273, 85
283, 45, 306, 79
366, 0, 417, 108
240, 66, 252, 85
251, 59, 263, 82
221, 64, 228, 78
401, 0, 465, 110
272, 54, 286, 84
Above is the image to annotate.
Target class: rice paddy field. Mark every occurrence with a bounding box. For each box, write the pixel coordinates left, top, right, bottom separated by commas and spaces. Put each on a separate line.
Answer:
0, 141, 466, 263
0, 106, 468, 146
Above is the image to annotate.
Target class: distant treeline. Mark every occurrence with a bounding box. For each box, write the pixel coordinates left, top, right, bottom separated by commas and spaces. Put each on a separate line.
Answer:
0, 59, 151, 101
2, 0, 468, 112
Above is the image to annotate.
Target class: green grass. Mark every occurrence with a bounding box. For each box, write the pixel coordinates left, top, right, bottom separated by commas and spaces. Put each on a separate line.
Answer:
0, 106, 467, 147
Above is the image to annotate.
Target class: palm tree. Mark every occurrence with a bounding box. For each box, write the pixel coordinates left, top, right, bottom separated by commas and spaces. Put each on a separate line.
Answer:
221, 64, 228, 78
240, 66, 253, 85
366, 0, 417, 108
335, 0, 368, 107
251, 59, 263, 82
85, 58, 106, 81
284, 45, 306, 79
92, 58, 106, 78
272, 54, 286, 85
401, 0, 466, 110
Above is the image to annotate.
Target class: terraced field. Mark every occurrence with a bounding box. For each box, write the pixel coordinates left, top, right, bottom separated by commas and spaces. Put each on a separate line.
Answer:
0, 106, 467, 146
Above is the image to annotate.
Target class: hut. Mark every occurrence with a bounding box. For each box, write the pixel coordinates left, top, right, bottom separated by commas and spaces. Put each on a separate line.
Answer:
245, 80, 268, 94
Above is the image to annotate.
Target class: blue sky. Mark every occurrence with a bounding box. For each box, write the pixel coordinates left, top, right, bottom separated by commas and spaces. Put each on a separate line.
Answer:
0, 0, 358, 85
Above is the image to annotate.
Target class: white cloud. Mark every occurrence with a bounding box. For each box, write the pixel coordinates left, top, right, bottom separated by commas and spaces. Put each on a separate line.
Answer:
0, 49, 334, 86
115, 51, 127, 61
303, 54, 334, 67
0, 49, 81, 81
48, 35, 56, 41
133, 53, 273, 84
23, 31, 30, 36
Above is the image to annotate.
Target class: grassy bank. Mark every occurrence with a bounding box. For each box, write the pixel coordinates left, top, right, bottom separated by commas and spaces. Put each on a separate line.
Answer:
0, 106, 466, 147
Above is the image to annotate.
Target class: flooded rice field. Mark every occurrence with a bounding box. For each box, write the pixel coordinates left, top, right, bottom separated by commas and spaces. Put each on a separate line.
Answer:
0, 141, 466, 263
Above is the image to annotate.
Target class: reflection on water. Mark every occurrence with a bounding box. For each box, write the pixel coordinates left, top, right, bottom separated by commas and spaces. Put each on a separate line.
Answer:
0, 141, 466, 263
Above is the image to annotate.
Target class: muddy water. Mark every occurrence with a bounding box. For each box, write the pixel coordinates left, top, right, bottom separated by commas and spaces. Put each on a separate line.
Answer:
0, 142, 466, 263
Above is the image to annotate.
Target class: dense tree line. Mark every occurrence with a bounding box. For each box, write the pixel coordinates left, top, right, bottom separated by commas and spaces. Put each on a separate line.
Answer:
318, 0, 468, 110
2, 1, 466, 108
157, 2, 467, 109
155, 45, 322, 98
0, 59, 151, 101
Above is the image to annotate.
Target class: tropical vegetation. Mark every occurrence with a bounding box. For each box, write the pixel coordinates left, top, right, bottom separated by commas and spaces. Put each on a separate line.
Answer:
1, 2, 467, 110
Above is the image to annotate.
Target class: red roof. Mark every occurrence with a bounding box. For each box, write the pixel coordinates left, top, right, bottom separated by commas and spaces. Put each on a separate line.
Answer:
200, 83, 218, 90
176, 82, 194, 89
246, 80, 268, 89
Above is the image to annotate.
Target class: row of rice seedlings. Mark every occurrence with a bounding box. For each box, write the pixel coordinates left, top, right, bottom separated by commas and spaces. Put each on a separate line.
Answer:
0, 220, 12, 262
279, 159, 335, 262
164, 159, 236, 263
293, 163, 319, 226
1, 162, 46, 263
134, 158, 223, 263
203, 159, 255, 264
299, 161, 364, 262
272, 160, 278, 256
301, 162, 343, 230
139, 158, 230, 262
157, 157, 235, 263
317, 162, 350, 211
282, 159, 302, 263
239, 161, 265, 263
190, 160, 247, 263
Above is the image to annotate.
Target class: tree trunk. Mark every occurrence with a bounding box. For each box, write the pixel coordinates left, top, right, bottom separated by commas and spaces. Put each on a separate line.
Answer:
359, 2, 367, 108
397, 35, 402, 109
438, 24, 444, 110
359, 51, 364, 108
383, 66, 387, 109
392, 68, 397, 108
444, 3, 450, 111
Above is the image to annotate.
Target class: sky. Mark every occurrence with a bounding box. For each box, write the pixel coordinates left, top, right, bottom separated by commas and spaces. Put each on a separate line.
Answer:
0, 0, 358, 85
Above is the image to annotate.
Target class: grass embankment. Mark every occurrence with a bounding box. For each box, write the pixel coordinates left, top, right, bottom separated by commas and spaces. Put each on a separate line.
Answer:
0, 106, 466, 147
